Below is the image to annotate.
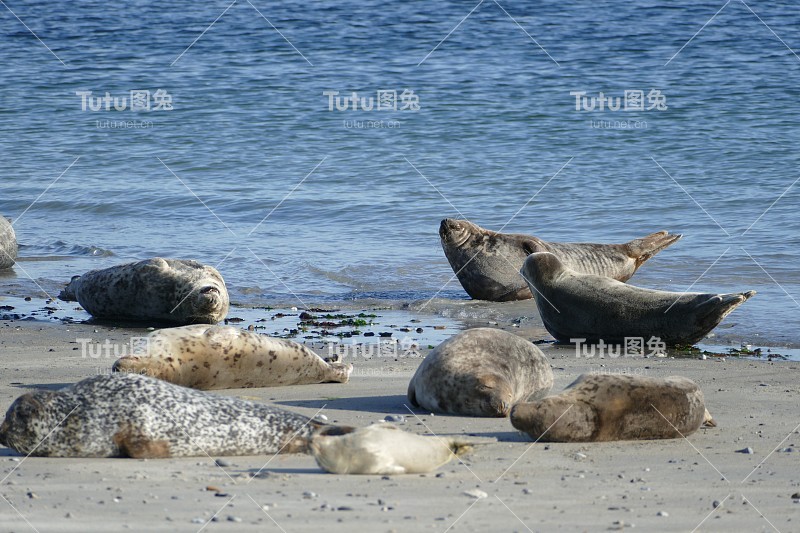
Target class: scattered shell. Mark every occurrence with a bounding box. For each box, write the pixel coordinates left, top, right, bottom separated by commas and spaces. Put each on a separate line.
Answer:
463, 489, 488, 499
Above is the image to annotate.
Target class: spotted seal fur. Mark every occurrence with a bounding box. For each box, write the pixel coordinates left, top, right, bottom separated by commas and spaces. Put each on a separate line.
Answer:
408, 328, 553, 417
112, 324, 353, 389
0, 373, 350, 458
510, 373, 716, 442
58, 258, 229, 324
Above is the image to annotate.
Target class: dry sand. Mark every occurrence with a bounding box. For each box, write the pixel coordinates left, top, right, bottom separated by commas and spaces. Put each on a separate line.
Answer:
0, 319, 798, 532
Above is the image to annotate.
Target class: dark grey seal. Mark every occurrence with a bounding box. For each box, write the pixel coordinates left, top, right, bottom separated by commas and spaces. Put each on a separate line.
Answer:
520, 252, 755, 346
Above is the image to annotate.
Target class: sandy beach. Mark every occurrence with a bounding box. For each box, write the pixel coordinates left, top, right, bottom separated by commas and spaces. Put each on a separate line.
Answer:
0, 313, 797, 533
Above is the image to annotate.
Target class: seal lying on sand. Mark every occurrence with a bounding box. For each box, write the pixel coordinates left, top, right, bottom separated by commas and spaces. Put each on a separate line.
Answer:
407, 328, 553, 417
112, 324, 353, 389
311, 423, 492, 475
59, 258, 229, 324
521, 252, 755, 346
510, 373, 715, 442
0, 373, 352, 458
0, 216, 17, 269
439, 218, 681, 301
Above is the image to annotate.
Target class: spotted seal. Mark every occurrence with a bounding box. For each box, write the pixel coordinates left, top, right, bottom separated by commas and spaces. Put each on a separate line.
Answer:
407, 328, 553, 417
0, 373, 353, 458
112, 324, 353, 389
58, 258, 229, 324
0, 216, 17, 269
439, 218, 681, 301
521, 252, 755, 346
310, 423, 488, 475
510, 373, 716, 442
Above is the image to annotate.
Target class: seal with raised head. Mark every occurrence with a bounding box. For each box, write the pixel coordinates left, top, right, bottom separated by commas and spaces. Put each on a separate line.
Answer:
112, 324, 353, 389
0, 373, 353, 458
58, 258, 229, 324
408, 328, 553, 417
311, 423, 490, 475
439, 218, 681, 301
510, 373, 716, 442
521, 252, 755, 346
0, 216, 17, 269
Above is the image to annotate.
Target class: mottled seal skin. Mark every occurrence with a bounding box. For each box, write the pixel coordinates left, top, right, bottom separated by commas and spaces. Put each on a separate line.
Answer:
58, 258, 229, 325
0, 373, 344, 458
112, 324, 353, 390
440, 218, 681, 301
521, 252, 755, 346
510, 373, 716, 442
0, 216, 17, 269
408, 328, 553, 417
311, 423, 483, 475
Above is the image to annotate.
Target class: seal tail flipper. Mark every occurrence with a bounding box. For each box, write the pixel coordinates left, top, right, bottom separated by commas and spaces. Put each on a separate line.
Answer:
324, 362, 353, 384
695, 290, 756, 330
702, 408, 717, 428
407, 381, 419, 407
625, 231, 682, 268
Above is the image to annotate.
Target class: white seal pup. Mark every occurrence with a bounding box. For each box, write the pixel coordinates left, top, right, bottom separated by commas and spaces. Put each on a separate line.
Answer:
112, 324, 353, 389
440, 218, 681, 301
0, 373, 352, 458
59, 258, 229, 324
310, 424, 492, 475
521, 252, 755, 346
510, 373, 716, 442
0, 216, 17, 269
407, 328, 553, 417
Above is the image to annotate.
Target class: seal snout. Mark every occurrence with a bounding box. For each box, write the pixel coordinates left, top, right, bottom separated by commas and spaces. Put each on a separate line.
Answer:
439, 218, 472, 247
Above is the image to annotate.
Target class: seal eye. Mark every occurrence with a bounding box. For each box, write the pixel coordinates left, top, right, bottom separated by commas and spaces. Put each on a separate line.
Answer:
199, 287, 220, 295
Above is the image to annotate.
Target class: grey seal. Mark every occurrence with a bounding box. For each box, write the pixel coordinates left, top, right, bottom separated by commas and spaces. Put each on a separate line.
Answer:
510, 373, 716, 442
0, 373, 352, 458
112, 324, 353, 389
0, 216, 17, 269
59, 258, 229, 324
439, 218, 681, 301
408, 328, 553, 417
521, 252, 755, 346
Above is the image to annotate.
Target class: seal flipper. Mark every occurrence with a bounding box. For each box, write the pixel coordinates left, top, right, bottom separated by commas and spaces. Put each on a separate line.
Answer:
624, 231, 682, 268
695, 290, 756, 327
113, 424, 171, 458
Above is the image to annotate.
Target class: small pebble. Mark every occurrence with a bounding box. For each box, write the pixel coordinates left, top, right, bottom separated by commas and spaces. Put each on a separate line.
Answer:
303, 491, 318, 499
227, 516, 242, 523
736, 447, 754, 454
214, 458, 231, 467
384, 415, 405, 423
463, 489, 487, 499
713, 500, 722, 509
315, 414, 329, 422
191, 518, 204, 524
657, 511, 668, 517
573, 453, 587, 460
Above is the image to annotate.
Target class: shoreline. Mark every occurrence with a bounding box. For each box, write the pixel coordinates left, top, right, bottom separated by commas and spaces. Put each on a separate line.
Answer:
0, 319, 798, 531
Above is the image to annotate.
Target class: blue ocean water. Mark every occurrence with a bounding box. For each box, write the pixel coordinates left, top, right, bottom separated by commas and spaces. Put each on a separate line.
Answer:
1, 1, 798, 345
